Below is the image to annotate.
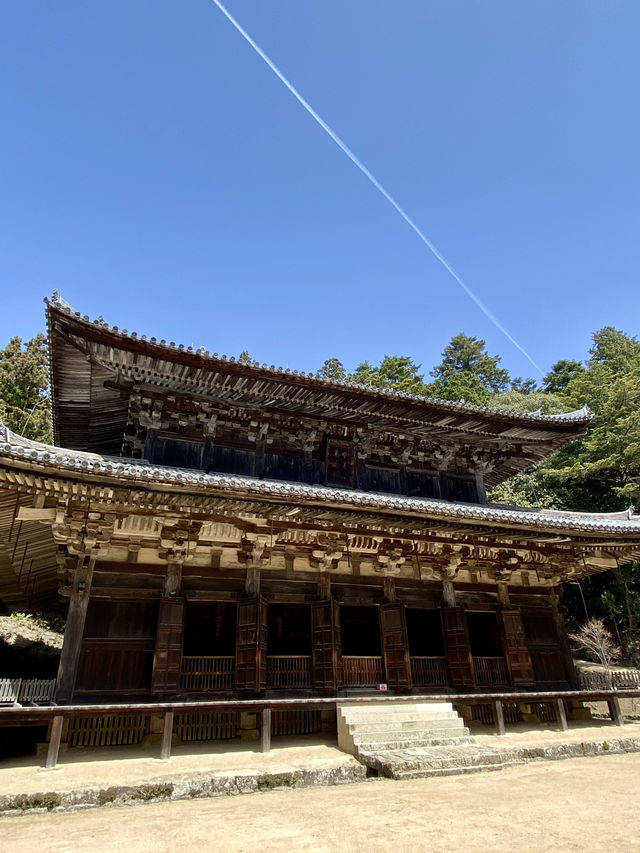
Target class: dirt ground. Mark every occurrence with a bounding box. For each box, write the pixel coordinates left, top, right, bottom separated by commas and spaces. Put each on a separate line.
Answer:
6, 752, 640, 853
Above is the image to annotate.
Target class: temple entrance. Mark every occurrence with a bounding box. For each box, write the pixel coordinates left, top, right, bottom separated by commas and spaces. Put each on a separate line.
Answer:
406, 608, 447, 689
466, 611, 509, 687
180, 602, 236, 692
341, 606, 383, 686
266, 604, 312, 689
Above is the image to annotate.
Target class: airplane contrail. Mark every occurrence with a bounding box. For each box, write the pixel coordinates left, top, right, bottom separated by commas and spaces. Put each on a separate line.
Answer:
209, 0, 544, 376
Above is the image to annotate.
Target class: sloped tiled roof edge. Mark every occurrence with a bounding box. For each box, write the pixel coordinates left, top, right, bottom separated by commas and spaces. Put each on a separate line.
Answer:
45, 293, 592, 427
2, 423, 638, 536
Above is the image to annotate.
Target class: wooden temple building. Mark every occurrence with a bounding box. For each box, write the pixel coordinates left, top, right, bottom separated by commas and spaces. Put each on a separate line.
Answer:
2, 294, 640, 711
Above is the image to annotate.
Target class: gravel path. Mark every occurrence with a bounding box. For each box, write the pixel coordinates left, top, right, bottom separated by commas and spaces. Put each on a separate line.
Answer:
6, 752, 640, 852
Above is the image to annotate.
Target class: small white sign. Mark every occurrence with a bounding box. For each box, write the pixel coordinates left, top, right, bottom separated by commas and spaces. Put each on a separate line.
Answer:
377, 683, 388, 692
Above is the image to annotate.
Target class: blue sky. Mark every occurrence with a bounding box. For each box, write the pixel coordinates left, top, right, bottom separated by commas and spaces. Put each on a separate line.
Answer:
1, 1, 639, 382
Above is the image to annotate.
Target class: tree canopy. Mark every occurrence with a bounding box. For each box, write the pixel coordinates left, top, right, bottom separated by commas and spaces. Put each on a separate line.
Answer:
0, 335, 51, 443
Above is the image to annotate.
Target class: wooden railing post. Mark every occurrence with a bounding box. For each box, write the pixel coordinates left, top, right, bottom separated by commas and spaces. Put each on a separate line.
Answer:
493, 700, 506, 736
160, 710, 174, 760
45, 715, 64, 769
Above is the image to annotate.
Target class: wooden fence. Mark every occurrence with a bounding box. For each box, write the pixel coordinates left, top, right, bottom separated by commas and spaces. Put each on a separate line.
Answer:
0, 678, 56, 705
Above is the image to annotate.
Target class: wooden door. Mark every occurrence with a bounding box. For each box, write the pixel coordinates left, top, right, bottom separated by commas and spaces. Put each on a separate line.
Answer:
442, 607, 474, 690
236, 596, 267, 692
501, 609, 535, 687
380, 603, 412, 690
151, 597, 185, 694
312, 599, 342, 691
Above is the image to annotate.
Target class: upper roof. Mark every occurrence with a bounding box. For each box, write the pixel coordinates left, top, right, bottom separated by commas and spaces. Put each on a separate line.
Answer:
46, 294, 591, 475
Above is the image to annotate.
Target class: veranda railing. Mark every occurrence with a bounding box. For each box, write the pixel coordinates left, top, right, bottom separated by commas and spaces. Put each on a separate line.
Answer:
266, 656, 312, 689
473, 656, 510, 687
180, 656, 235, 691
410, 656, 448, 688
342, 656, 383, 687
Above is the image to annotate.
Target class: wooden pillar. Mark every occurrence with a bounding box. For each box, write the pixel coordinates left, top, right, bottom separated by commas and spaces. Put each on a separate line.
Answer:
45, 715, 64, 769
55, 554, 95, 704
550, 591, 579, 688
493, 700, 506, 736
245, 566, 261, 597
380, 602, 412, 691
607, 695, 624, 726
160, 710, 174, 760
442, 580, 456, 608
261, 707, 272, 753
556, 698, 569, 731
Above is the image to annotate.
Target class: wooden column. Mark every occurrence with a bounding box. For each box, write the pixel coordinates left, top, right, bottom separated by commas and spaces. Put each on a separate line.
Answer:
261, 707, 272, 753
550, 591, 579, 688
45, 715, 64, 769
380, 602, 412, 691
442, 606, 475, 691
55, 554, 95, 704
556, 698, 569, 732
607, 696, 624, 726
160, 710, 174, 760
493, 700, 506, 736
312, 598, 342, 692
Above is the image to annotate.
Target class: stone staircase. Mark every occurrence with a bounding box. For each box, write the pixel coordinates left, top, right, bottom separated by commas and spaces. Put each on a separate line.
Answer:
337, 700, 510, 779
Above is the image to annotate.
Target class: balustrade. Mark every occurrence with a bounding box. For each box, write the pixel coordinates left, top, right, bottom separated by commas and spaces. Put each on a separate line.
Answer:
473, 656, 510, 687
410, 656, 448, 688
266, 656, 312, 689
342, 656, 383, 687
180, 656, 235, 691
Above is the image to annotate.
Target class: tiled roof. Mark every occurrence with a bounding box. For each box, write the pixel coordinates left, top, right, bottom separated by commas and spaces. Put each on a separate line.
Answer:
2, 422, 638, 535
46, 293, 592, 427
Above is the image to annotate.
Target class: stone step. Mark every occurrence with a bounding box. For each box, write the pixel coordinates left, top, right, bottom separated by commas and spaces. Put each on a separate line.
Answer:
357, 736, 476, 753
341, 711, 461, 725
351, 727, 470, 745
339, 702, 454, 715
346, 718, 466, 734
358, 744, 511, 779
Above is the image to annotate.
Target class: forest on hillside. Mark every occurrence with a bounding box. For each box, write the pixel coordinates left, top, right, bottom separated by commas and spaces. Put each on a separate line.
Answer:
2, 327, 639, 663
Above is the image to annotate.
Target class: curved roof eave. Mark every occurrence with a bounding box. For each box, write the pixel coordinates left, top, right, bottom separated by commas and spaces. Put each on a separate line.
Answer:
2, 423, 639, 537
45, 293, 592, 429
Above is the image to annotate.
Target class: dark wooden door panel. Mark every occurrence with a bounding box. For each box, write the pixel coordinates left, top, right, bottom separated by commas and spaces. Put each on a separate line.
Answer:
380, 603, 412, 690
501, 609, 535, 687
151, 597, 185, 693
312, 599, 341, 690
236, 596, 267, 691
443, 607, 474, 690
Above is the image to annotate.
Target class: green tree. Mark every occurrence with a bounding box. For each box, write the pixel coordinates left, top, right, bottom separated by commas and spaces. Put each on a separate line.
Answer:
547, 327, 640, 509
431, 333, 511, 393
350, 356, 431, 395
0, 335, 51, 442
238, 350, 253, 365
543, 359, 585, 393
318, 358, 346, 382
490, 389, 567, 415
430, 370, 491, 406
